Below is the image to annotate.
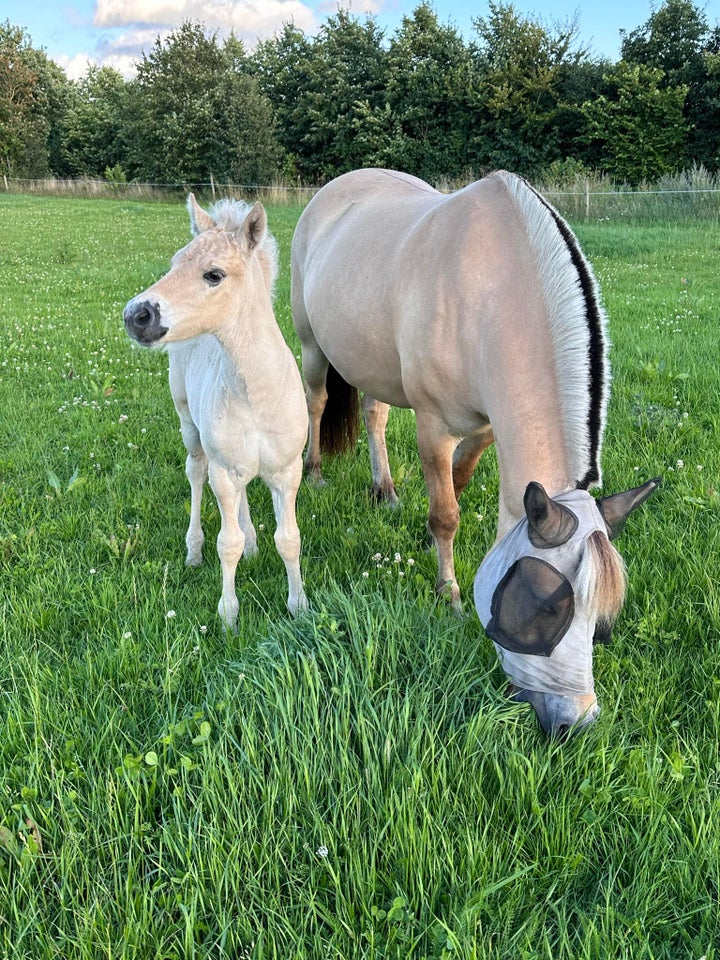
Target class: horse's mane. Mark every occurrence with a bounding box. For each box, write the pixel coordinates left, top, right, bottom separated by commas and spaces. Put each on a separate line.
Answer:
207, 198, 279, 295
489, 171, 609, 491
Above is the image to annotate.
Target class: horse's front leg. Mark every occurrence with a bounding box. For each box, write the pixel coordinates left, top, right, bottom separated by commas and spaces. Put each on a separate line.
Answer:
362, 394, 398, 506
416, 415, 462, 612
452, 425, 494, 501
268, 458, 308, 617
208, 463, 245, 630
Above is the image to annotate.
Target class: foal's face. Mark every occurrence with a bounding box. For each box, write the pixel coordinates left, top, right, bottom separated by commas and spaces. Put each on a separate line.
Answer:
124, 198, 270, 349
474, 479, 659, 737
123, 232, 249, 347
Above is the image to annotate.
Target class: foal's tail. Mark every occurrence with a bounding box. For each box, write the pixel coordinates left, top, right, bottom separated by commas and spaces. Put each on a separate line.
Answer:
320, 364, 360, 454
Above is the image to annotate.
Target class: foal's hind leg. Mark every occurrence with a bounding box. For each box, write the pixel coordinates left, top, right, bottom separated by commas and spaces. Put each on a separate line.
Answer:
416, 413, 462, 611
238, 486, 258, 557
362, 395, 399, 506
268, 458, 308, 616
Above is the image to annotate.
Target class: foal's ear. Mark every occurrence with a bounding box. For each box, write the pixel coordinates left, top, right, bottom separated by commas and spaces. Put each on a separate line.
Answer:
597, 477, 662, 540
243, 202, 267, 251
187, 193, 216, 236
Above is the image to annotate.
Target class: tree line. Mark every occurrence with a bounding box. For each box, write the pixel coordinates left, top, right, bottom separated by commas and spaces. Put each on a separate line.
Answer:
1, 0, 719, 189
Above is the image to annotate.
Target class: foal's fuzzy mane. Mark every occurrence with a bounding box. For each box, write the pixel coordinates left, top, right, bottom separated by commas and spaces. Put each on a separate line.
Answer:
490, 171, 609, 491
207, 198, 280, 294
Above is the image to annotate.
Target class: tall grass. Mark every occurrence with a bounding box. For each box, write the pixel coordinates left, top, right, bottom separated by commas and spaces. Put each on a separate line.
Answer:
0, 193, 718, 958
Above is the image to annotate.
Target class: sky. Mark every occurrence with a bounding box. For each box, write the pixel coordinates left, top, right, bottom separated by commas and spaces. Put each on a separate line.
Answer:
5, 0, 670, 80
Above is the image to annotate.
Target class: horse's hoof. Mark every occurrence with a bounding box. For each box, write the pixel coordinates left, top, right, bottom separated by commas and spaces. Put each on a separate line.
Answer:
185, 553, 203, 567
371, 485, 400, 509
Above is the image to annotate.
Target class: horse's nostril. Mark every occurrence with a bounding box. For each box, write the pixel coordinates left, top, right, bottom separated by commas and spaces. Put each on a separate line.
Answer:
135, 306, 152, 326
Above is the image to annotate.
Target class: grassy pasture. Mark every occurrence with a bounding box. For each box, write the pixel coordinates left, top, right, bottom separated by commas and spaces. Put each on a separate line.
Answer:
0, 192, 719, 959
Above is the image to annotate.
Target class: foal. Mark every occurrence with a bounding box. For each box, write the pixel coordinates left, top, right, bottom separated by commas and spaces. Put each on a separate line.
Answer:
124, 195, 308, 627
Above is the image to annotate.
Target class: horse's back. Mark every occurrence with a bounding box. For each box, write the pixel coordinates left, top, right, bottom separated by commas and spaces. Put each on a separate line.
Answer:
291, 168, 542, 414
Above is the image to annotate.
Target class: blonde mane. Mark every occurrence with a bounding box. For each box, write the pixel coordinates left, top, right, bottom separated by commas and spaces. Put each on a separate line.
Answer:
491, 171, 610, 491
576, 529, 627, 626
208, 198, 279, 295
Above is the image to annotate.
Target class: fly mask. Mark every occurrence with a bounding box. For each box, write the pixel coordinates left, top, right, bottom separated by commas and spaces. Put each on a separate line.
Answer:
474, 478, 660, 709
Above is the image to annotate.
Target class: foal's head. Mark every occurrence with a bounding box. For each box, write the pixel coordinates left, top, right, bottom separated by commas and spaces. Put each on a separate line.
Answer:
474, 478, 659, 737
124, 194, 278, 348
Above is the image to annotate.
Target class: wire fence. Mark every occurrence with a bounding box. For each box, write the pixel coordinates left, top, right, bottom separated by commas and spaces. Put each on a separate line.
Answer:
5, 174, 720, 221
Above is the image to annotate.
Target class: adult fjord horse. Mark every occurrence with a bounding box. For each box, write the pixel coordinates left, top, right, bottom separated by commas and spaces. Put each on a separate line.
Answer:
291, 168, 659, 736
124, 195, 308, 628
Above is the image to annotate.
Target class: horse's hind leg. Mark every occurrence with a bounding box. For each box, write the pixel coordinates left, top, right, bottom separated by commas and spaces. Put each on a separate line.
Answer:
362, 395, 399, 506
268, 459, 308, 617
299, 339, 329, 485
416, 414, 462, 611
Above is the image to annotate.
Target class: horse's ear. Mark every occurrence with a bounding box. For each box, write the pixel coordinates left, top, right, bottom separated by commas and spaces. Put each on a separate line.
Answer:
187, 193, 216, 236
524, 482, 578, 548
597, 477, 662, 540
243, 202, 267, 251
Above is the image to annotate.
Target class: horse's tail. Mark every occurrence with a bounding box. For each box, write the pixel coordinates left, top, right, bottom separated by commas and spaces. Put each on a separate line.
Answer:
320, 364, 360, 454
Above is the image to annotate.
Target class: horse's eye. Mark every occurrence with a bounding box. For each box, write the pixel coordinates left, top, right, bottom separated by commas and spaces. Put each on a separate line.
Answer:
203, 268, 226, 287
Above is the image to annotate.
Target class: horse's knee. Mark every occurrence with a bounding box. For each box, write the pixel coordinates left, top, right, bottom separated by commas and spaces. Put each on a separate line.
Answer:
428, 501, 460, 542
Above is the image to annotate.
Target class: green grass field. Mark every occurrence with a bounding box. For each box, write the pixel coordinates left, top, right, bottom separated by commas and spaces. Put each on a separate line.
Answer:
0, 192, 718, 959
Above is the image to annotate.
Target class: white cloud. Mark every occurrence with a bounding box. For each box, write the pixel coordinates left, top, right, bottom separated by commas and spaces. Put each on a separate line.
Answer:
93, 0, 319, 37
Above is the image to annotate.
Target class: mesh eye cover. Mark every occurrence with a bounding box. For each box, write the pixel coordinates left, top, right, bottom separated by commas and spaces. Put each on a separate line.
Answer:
487, 556, 575, 657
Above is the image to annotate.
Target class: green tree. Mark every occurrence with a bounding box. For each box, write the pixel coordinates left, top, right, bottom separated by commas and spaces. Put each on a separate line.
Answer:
255, 11, 388, 182
468, 2, 585, 177
581, 62, 688, 184
621, 0, 719, 168
0, 21, 70, 177
61, 65, 129, 177
384, 2, 473, 182
125, 20, 282, 184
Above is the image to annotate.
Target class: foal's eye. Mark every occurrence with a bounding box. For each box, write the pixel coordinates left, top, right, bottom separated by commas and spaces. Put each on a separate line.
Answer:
203, 268, 226, 287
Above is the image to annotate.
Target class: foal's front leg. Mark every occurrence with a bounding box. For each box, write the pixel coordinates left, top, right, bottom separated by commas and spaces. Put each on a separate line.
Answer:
416, 414, 462, 611
208, 463, 246, 629
269, 458, 308, 617
180, 419, 207, 567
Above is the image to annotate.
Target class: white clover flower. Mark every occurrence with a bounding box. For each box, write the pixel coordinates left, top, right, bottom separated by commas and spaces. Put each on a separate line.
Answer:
362, 571, 369, 578
166, 610, 176, 619
316, 845, 329, 859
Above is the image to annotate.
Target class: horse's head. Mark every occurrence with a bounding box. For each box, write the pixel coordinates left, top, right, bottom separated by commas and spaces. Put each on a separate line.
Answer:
123, 194, 275, 348
474, 478, 660, 737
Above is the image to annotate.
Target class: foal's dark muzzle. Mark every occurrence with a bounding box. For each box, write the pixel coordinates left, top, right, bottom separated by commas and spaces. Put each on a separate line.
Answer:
123, 299, 168, 345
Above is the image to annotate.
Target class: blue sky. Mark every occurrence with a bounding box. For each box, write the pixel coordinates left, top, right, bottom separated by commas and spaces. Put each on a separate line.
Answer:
5, 0, 670, 79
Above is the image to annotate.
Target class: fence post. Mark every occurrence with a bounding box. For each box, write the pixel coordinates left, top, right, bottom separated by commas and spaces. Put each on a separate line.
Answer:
210, 173, 216, 201
3, 175, 7, 191
585, 179, 590, 220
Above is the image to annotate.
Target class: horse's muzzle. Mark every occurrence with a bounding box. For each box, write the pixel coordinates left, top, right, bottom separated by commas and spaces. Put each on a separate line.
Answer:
512, 688, 599, 738
123, 299, 168, 346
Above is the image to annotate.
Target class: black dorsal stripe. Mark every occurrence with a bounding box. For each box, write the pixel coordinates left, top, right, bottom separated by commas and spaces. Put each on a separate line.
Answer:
522, 178, 606, 489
